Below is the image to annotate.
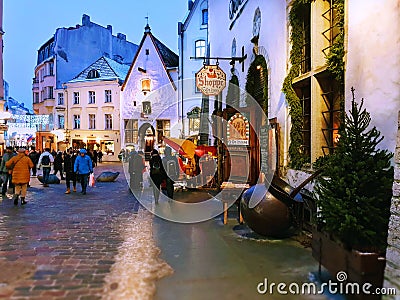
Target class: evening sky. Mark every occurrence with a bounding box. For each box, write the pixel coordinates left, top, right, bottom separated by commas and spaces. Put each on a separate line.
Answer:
3, 0, 188, 110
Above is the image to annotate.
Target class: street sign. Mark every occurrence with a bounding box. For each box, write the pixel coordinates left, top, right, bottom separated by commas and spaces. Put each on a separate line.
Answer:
196, 65, 226, 96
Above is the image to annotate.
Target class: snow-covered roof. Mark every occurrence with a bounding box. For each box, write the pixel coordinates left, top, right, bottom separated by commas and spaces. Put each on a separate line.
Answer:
67, 56, 130, 84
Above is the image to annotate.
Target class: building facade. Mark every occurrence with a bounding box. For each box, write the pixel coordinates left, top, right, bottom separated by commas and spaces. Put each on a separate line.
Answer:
32, 14, 138, 151
178, 0, 209, 140
121, 24, 179, 158
62, 56, 129, 160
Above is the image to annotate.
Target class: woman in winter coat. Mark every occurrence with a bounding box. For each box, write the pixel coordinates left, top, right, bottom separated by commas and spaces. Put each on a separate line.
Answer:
6, 148, 34, 205
53, 151, 64, 180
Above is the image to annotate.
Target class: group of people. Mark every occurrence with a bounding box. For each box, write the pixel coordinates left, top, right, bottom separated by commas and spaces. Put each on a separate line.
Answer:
127, 147, 180, 203
0, 146, 96, 206
37, 147, 94, 195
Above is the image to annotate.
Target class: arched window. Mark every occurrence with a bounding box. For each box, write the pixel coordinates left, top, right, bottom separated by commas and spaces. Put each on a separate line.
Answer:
87, 69, 100, 79
187, 107, 201, 133
195, 40, 206, 58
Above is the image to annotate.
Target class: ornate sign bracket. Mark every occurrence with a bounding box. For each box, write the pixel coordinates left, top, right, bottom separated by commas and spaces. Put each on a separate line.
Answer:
190, 46, 247, 72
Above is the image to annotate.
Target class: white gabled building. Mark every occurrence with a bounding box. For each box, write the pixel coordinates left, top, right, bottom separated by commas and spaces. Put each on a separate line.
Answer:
62, 56, 130, 161
121, 24, 179, 158
178, 0, 209, 141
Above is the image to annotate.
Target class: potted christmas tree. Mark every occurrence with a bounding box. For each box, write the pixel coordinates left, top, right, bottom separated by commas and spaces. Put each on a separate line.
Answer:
312, 88, 393, 299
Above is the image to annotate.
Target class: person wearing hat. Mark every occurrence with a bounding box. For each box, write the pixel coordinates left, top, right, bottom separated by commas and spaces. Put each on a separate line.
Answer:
73, 149, 93, 195
5, 148, 34, 205
0, 146, 16, 195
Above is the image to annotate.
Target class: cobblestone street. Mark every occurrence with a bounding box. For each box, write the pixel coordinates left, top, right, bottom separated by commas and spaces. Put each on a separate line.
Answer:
0, 162, 148, 299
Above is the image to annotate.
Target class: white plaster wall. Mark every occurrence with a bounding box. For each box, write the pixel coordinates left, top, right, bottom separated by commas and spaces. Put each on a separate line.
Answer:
346, 0, 400, 154
208, 0, 287, 122
121, 33, 179, 145
179, 0, 209, 137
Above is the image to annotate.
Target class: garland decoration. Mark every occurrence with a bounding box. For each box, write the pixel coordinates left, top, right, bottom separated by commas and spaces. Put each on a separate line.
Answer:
245, 55, 268, 114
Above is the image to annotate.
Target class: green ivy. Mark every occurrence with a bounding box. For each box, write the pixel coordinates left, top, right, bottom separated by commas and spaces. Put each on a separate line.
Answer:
283, 0, 345, 169
245, 55, 268, 114
326, 0, 345, 84
282, 0, 312, 169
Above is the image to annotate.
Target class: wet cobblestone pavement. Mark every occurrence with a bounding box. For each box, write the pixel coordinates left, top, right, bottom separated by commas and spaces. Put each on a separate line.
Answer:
0, 162, 139, 299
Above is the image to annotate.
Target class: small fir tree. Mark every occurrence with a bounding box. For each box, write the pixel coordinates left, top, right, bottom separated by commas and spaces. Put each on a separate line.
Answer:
315, 88, 393, 253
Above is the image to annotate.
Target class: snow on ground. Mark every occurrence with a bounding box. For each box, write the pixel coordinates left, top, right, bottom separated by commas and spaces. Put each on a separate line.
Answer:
103, 209, 173, 300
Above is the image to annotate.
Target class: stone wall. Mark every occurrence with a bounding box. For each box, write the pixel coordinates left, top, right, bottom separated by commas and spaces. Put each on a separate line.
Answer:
383, 112, 400, 299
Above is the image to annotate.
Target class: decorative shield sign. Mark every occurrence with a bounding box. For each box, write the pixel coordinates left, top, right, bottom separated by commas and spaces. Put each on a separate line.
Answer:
227, 113, 249, 145
196, 65, 226, 96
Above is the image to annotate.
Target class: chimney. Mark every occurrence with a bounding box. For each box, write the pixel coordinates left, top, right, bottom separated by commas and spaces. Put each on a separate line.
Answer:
117, 33, 126, 40
107, 25, 112, 33
82, 14, 90, 26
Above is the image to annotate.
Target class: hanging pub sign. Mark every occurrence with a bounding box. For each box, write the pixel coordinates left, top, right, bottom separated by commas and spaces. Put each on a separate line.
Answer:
196, 65, 226, 96
227, 113, 249, 145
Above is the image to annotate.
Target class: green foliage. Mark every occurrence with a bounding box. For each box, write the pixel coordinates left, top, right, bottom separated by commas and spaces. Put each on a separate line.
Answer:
245, 55, 268, 114
281, 0, 312, 169
283, 0, 345, 169
314, 89, 393, 253
326, 0, 345, 84
226, 73, 240, 108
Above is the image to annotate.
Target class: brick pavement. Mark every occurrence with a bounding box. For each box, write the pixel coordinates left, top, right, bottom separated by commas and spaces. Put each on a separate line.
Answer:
0, 162, 139, 299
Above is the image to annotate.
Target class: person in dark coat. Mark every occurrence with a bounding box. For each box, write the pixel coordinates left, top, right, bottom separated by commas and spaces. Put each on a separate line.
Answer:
92, 150, 98, 167
63, 149, 77, 194
149, 149, 166, 204
53, 151, 65, 180
28, 147, 39, 176
162, 147, 180, 200
97, 151, 103, 163
128, 150, 145, 191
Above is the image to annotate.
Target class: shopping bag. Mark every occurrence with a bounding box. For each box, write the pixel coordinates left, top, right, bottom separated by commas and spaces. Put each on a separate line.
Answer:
89, 173, 95, 187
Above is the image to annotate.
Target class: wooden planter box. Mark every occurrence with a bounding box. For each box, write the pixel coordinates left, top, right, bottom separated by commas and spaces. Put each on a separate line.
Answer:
312, 228, 386, 300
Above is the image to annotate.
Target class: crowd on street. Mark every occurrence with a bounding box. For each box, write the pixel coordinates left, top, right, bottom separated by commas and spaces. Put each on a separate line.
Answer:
0, 146, 104, 205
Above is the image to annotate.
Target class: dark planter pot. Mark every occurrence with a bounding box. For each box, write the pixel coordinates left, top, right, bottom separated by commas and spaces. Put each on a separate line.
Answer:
312, 228, 386, 300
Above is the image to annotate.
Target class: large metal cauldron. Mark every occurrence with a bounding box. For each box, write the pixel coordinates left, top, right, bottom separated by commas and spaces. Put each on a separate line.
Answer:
241, 183, 291, 237
240, 171, 321, 237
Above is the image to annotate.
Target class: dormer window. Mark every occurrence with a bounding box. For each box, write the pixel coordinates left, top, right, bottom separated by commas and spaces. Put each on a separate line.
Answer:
87, 69, 100, 79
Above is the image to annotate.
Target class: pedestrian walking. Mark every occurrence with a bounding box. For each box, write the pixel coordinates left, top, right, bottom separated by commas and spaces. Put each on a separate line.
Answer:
74, 149, 93, 195
93, 150, 98, 167
64, 149, 77, 194
98, 150, 103, 163
0, 146, 16, 195
53, 151, 65, 180
149, 149, 166, 204
162, 147, 180, 200
6, 148, 34, 205
128, 150, 145, 190
37, 148, 54, 187
28, 147, 39, 177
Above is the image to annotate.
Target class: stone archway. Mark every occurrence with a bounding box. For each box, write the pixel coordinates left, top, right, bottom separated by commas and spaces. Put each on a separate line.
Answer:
138, 123, 155, 160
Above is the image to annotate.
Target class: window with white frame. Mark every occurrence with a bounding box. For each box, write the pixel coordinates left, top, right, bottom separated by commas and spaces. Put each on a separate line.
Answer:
73, 115, 80, 129
105, 90, 112, 103
89, 114, 96, 129
58, 93, 64, 105
88, 91, 96, 104
195, 40, 206, 57
105, 114, 112, 130
58, 115, 65, 129
124, 119, 138, 144
73, 92, 80, 104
